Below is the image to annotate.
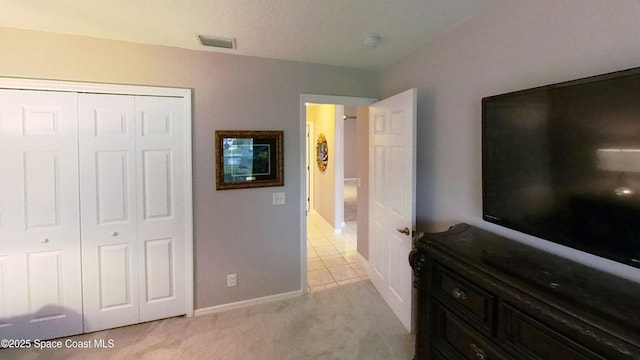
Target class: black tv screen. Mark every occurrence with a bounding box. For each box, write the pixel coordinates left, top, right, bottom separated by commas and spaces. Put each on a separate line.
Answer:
482, 67, 640, 269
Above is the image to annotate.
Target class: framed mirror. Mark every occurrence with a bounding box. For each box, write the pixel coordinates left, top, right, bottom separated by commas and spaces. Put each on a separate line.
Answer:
215, 130, 284, 190
316, 134, 328, 171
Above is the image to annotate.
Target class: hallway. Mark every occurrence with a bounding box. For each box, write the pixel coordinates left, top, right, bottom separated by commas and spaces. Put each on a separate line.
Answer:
306, 211, 368, 292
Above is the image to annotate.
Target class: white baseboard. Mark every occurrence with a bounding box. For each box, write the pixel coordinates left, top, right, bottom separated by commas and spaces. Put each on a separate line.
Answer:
357, 252, 370, 276
194, 289, 303, 317
311, 209, 343, 234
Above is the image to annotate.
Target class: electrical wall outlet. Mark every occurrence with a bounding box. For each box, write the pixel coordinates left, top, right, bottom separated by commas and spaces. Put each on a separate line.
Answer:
227, 273, 237, 287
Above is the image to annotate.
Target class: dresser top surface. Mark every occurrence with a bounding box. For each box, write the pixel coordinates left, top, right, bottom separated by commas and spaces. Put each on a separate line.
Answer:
418, 223, 640, 335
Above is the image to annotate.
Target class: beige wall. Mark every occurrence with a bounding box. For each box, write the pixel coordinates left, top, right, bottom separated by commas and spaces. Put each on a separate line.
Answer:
380, 0, 640, 281
0, 27, 379, 309
343, 105, 357, 179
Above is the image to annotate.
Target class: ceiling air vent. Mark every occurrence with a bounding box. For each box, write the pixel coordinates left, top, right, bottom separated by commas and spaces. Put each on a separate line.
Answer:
198, 35, 236, 49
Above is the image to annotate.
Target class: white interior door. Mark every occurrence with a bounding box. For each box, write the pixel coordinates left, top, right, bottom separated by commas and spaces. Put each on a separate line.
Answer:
79, 94, 139, 332
368, 88, 416, 332
80, 94, 187, 330
0, 90, 83, 340
135, 96, 187, 322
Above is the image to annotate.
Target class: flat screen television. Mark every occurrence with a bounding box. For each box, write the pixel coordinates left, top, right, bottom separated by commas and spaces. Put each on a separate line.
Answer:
482, 67, 640, 269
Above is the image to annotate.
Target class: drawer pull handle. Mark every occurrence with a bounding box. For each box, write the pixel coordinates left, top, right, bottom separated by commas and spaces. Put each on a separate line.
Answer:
470, 343, 487, 360
452, 288, 468, 300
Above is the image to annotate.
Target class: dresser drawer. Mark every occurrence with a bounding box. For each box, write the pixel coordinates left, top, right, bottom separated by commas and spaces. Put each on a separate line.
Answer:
499, 304, 605, 360
433, 264, 496, 333
432, 301, 512, 360
413, 225, 640, 360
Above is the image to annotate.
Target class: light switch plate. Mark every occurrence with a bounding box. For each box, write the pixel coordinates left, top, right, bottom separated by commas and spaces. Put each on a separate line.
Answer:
273, 192, 285, 205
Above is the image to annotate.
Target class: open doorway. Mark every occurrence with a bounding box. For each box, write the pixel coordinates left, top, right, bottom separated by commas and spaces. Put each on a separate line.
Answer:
299, 94, 376, 293
301, 90, 417, 331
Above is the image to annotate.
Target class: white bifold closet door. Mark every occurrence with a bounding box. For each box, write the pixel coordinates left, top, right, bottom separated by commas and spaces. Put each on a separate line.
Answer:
79, 94, 187, 332
0, 90, 83, 340
0, 87, 189, 340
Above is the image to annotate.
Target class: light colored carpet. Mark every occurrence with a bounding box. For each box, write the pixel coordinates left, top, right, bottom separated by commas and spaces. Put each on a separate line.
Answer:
2, 281, 414, 360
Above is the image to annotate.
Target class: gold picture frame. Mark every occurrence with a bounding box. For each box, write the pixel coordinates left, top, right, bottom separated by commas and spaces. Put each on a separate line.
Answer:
316, 134, 328, 171
215, 130, 284, 190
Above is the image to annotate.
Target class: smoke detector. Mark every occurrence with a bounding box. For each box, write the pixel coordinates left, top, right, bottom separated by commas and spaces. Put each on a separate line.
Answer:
198, 35, 236, 49
364, 35, 381, 49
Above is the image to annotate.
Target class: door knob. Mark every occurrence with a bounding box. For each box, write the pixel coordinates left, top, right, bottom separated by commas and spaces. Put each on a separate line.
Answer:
41, 238, 50, 244
111, 232, 119, 237
397, 227, 410, 236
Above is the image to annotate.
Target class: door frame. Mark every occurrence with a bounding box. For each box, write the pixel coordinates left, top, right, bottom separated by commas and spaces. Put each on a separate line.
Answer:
306, 122, 314, 213
299, 94, 377, 293
0, 77, 194, 317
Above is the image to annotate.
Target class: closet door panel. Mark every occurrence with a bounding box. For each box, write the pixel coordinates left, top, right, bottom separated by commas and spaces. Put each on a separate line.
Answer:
79, 94, 139, 332
0, 90, 82, 340
0, 92, 17, 332
98, 243, 132, 308
142, 150, 173, 220
0, 255, 8, 329
145, 238, 175, 301
23, 151, 60, 228
136, 96, 186, 322
26, 250, 66, 316
96, 151, 130, 223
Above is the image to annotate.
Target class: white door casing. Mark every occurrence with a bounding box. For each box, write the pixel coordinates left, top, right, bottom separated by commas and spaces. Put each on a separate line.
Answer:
0, 90, 83, 340
306, 123, 313, 213
368, 88, 417, 332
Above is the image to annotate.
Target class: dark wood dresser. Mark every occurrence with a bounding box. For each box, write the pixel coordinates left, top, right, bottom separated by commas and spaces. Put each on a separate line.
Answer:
409, 224, 640, 360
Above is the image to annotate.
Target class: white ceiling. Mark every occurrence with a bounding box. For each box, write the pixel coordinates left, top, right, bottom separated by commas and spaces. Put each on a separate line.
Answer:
0, 0, 492, 71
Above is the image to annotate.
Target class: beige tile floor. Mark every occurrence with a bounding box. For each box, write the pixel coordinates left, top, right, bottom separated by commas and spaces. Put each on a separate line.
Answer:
307, 211, 368, 292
